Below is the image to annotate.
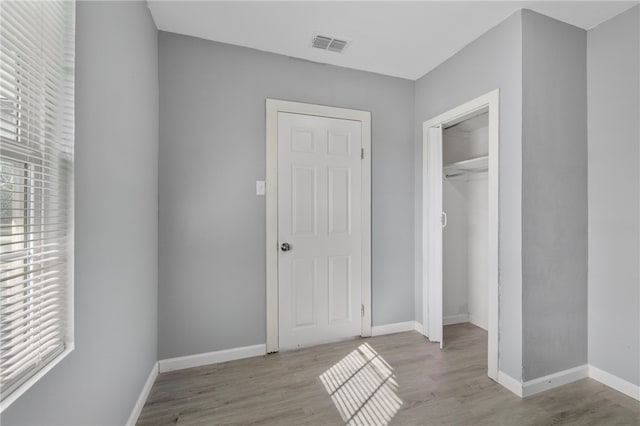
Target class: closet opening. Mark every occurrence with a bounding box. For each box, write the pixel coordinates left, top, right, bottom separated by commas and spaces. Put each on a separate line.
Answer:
442, 112, 489, 335
422, 89, 499, 382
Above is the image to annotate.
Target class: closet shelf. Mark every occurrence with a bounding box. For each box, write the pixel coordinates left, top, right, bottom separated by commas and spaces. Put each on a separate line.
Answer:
443, 155, 488, 178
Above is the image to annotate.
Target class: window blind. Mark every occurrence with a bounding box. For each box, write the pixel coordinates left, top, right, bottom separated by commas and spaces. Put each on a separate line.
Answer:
0, 0, 74, 404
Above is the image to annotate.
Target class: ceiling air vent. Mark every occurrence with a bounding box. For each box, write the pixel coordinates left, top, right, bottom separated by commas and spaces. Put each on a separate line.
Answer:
328, 39, 348, 53
312, 34, 349, 53
312, 35, 332, 50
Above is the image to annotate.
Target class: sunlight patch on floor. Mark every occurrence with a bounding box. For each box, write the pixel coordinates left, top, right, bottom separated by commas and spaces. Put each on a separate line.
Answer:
319, 343, 402, 425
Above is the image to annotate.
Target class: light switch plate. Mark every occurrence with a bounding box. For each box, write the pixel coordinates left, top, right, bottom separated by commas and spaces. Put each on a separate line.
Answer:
256, 180, 266, 196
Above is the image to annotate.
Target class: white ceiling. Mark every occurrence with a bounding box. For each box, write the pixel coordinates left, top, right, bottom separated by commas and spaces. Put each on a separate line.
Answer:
147, 1, 638, 80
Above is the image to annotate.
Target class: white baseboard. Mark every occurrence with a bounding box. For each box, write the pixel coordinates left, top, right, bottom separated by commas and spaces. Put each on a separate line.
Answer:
498, 370, 523, 397
372, 321, 420, 336
589, 365, 640, 401
413, 321, 426, 336
522, 365, 588, 397
158, 344, 266, 373
443, 314, 469, 325
468, 314, 488, 331
126, 362, 158, 426
498, 364, 631, 400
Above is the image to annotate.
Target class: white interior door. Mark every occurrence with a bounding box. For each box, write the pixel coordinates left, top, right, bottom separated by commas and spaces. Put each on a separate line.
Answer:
277, 112, 362, 350
426, 125, 444, 348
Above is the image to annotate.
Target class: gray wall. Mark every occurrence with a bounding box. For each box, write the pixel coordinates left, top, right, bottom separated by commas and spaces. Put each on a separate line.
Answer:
521, 11, 588, 381
587, 5, 640, 386
414, 11, 524, 380
158, 32, 415, 359
2, 2, 159, 424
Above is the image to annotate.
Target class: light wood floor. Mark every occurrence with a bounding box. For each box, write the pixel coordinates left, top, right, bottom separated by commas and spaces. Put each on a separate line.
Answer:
138, 324, 640, 425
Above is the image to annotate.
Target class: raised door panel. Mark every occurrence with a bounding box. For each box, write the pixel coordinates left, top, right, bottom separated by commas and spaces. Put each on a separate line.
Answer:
328, 167, 351, 235
292, 166, 317, 236
329, 255, 351, 323
292, 259, 316, 328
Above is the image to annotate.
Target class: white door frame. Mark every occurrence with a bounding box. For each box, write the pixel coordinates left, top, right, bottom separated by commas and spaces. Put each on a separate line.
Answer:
422, 89, 500, 380
266, 99, 372, 353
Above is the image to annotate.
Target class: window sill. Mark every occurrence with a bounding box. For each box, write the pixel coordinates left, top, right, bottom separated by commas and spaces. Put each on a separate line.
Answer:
0, 343, 75, 413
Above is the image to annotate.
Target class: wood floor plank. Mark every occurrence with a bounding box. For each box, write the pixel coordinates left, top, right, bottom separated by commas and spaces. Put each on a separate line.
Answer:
138, 324, 640, 425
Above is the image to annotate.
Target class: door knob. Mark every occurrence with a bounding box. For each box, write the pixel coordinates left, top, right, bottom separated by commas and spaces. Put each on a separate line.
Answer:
280, 242, 291, 252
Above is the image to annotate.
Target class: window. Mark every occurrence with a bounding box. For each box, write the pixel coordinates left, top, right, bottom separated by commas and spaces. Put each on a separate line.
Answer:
0, 0, 75, 409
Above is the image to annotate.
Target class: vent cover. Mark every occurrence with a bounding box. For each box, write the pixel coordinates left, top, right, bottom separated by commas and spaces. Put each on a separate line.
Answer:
312, 34, 349, 53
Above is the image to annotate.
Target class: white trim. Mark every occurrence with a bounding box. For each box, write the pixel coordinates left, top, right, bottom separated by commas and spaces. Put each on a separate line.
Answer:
522, 365, 588, 397
422, 89, 500, 381
265, 99, 372, 353
158, 344, 266, 373
0, 344, 74, 413
498, 365, 591, 399
498, 370, 523, 398
589, 365, 640, 401
413, 322, 426, 336
125, 362, 159, 426
486, 90, 500, 382
443, 314, 469, 325
372, 321, 419, 336
468, 314, 488, 331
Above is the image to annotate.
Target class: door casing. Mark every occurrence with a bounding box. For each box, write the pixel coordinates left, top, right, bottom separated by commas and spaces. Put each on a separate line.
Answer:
266, 99, 372, 353
422, 89, 500, 380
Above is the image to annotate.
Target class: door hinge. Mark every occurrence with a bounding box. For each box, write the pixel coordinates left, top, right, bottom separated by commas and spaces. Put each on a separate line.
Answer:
361, 147, 364, 160
361, 304, 365, 317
